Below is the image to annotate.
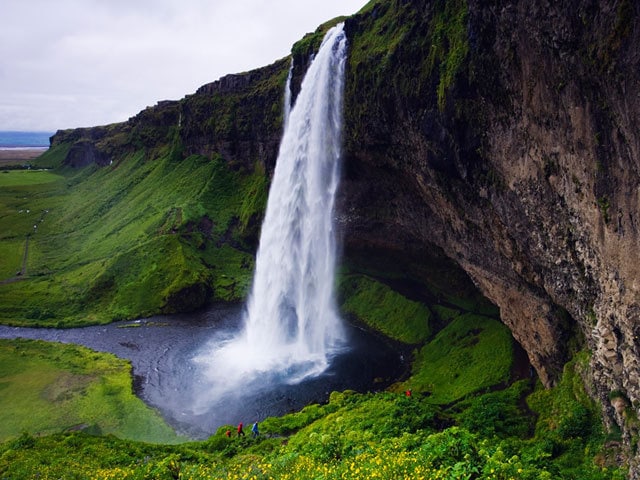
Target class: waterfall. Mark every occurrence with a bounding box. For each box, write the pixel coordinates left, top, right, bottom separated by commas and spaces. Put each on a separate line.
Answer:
283, 59, 293, 128
244, 21, 347, 378
194, 23, 348, 401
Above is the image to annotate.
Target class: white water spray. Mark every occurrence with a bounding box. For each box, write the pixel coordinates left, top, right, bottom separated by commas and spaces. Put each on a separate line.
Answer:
194, 23, 348, 403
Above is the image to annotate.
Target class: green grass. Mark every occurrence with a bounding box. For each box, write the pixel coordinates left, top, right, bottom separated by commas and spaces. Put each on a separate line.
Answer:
527, 352, 603, 445
0, 372, 624, 479
0, 337, 625, 479
399, 313, 514, 403
0, 170, 63, 187
0, 240, 24, 278
0, 339, 182, 444
0, 147, 268, 326
338, 274, 431, 344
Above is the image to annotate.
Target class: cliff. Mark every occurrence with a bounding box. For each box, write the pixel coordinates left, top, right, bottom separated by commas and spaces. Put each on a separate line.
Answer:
339, 0, 640, 472
47, 0, 640, 473
51, 57, 290, 173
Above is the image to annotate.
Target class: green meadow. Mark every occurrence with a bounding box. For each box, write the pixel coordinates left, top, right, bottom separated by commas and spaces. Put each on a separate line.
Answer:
0, 145, 266, 326
0, 327, 624, 479
0, 339, 182, 444
0, 169, 63, 187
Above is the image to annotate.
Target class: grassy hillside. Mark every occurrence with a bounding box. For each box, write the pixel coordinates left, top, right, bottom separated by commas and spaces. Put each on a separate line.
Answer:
0, 339, 182, 444
0, 145, 267, 326
0, 336, 624, 479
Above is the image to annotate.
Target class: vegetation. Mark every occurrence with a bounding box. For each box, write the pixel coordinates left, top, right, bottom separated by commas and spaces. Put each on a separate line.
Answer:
0, 339, 182, 444
0, 170, 63, 187
398, 313, 513, 403
0, 145, 267, 326
427, 0, 470, 110
338, 274, 431, 344
0, 1, 629, 478
344, 0, 471, 151
0, 340, 625, 479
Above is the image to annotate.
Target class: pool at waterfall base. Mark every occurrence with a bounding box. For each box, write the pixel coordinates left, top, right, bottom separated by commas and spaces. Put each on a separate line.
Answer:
0, 305, 406, 439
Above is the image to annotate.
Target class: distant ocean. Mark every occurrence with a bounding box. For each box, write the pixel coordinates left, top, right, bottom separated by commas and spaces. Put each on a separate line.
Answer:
0, 131, 53, 149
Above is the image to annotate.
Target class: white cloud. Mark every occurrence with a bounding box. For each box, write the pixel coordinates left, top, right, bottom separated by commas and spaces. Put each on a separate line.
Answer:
0, 0, 367, 131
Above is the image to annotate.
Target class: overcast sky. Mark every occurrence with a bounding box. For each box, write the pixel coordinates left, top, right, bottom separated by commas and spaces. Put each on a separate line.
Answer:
0, 0, 367, 132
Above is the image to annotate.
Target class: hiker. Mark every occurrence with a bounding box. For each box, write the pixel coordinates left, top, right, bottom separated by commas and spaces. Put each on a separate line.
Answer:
252, 421, 259, 438
405, 389, 412, 397
225, 429, 231, 438
237, 422, 245, 436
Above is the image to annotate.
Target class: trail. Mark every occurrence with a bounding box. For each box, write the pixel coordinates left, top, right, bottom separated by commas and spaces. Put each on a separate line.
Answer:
1, 209, 48, 284
20, 235, 29, 276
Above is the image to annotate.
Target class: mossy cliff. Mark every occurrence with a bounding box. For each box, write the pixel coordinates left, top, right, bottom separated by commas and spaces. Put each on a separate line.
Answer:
3, 0, 640, 475
337, 1, 640, 473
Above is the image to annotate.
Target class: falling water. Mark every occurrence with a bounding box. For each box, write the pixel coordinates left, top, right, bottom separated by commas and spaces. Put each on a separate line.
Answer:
283, 59, 293, 128
193, 23, 348, 406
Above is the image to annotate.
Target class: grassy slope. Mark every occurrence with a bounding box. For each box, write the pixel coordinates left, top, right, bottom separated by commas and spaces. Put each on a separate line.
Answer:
0, 145, 620, 479
0, 145, 267, 326
338, 274, 431, 344
0, 339, 181, 444
399, 313, 513, 403
0, 338, 625, 479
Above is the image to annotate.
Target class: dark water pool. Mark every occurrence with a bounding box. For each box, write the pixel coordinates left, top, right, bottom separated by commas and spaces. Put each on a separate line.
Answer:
0, 305, 406, 439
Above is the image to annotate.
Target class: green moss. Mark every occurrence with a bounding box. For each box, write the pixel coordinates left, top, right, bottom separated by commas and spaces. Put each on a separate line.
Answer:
0, 339, 182, 444
401, 313, 513, 403
428, 0, 470, 110
528, 352, 601, 440
339, 274, 431, 344
523, 352, 626, 476
182, 59, 290, 161
345, 0, 470, 149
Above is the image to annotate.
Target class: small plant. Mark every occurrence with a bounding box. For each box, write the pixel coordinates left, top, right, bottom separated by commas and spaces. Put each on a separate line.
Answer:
597, 196, 611, 223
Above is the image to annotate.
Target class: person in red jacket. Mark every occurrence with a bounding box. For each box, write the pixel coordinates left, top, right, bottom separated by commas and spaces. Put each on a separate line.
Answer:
237, 422, 245, 436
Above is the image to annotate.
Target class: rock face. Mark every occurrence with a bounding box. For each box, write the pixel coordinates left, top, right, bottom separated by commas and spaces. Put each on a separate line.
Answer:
338, 0, 640, 473
51, 58, 289, 173
49, 0, 640, 473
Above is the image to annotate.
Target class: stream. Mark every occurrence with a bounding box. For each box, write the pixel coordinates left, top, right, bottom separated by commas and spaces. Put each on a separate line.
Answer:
0, 305, 405, 439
